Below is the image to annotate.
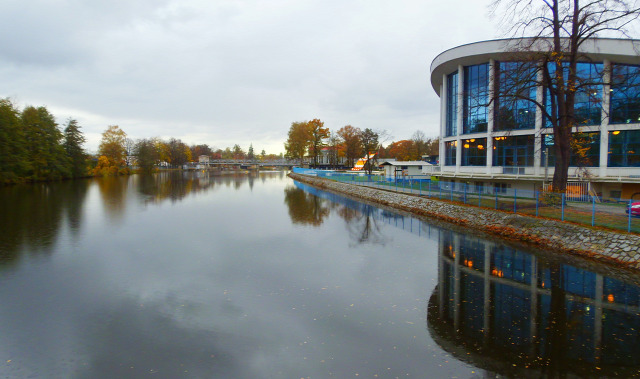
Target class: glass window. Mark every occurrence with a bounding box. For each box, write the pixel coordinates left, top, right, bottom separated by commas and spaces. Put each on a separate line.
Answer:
490, 245, 533, 284
574, 63, 604, 125
608, 130, 640, 167
610, 64, 640, 124
463, 64, 489, 134
571, 132, 601, 167
494, 62, 537, 131
444, 141, 457, 166
493, 135, 534, 167
459, 236, 485, 272
461, 138, 487, 166
603, 277, 640, 307
545, 62, 603, 127
446, 71, 458, 137
541, 132, 600, 167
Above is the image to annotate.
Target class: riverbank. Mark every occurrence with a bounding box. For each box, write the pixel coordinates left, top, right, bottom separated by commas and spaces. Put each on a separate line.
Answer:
289, 172, 640, 270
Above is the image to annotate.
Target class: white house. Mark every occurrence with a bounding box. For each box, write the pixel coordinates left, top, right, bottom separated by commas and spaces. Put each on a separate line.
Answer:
380, 161, 434, 181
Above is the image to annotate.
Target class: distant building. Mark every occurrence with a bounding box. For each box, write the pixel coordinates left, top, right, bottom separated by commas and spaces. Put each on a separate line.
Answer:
380, 161, 433, 180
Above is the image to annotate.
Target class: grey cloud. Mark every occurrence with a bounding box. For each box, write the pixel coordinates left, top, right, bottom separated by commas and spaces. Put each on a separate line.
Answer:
0, 0, 495, 153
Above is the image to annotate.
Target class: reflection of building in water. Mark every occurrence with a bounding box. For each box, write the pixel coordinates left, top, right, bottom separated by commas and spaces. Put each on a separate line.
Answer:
428, 231, 640, 377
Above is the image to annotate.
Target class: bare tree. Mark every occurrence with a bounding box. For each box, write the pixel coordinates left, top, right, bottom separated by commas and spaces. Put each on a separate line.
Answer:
490, 0, 640, 191
327, 132, 341, 168
411, 130, 428, 159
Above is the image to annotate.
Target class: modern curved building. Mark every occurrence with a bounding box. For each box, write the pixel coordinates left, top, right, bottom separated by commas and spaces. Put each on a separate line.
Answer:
430, 38, 640, 200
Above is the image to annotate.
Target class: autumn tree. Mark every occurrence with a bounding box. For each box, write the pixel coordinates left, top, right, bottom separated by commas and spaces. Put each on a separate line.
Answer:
134, 138, 159, 173
337, 125, 362, 167
490, 0, 640, 191
167, 138, 191, 167
386, 140, 416, 161
232, 144, 245, 160
285, 121, 311, 165
307, 119, 329, 167
98, 125, 127, 167
221, 147, 233, 159
361, 128, 380, 174
153, 138, 170, 164
425, 137, 439, 156
191, 144, 213, 160
63, 119, 87, 178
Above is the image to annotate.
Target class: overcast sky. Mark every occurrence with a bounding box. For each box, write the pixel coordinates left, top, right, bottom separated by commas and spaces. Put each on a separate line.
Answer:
1, 0, 498, 154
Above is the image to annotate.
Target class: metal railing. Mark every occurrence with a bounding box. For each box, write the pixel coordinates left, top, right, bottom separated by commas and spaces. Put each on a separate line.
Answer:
291, 168, 640, 233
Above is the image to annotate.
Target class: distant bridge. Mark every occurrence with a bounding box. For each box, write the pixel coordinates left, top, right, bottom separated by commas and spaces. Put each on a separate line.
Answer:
191, 159, 298, 168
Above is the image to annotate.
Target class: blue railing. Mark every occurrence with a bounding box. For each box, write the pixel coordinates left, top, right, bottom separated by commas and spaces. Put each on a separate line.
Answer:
291, 168, 640, 233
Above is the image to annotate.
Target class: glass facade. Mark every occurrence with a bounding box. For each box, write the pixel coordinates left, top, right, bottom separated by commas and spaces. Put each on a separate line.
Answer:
574, 63, 604, 125
492, 135, 534, 167
444, 141, 457, 166
494, 62, 537, 131
461, 138, 487, 166
610, 64, 640, 124
541, 132, 600, 167
446, 71, 458, 137
545, 62, 603, 127
463, 64, 489, 134
608, 130, 640, 167
441, 56, 640, 172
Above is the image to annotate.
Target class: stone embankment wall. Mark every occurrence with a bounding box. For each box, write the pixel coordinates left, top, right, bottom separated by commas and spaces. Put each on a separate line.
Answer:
290, 173, 640, 270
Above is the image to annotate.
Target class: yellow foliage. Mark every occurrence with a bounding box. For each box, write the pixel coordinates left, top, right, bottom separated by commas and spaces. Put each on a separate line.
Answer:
92, 155, 120, 177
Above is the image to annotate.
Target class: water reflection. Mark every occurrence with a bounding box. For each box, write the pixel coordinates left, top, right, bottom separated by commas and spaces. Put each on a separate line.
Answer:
138, 171, 283, 204
428, 231, 640, 377
283, 185, 330, 226
0, 171, 286, 268
0, 180, 89, 267
287, 181, 427, 245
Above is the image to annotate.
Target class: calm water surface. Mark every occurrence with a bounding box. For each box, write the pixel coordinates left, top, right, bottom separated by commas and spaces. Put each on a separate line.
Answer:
1, 172, 640, 378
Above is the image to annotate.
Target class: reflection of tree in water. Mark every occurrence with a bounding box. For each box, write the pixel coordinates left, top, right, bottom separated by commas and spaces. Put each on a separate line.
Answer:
138, 172, 196, 204
0, 180, 89, 268
138, 172, 277, 205
290, 180, 388, 245
283, 186, 329, 226
343, 204, 387, 246
96, 175, 130, 220
541, 263, 569, 377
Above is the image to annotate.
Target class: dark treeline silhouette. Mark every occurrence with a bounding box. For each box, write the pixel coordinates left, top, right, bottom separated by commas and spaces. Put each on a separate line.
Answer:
0, 98, 88, 184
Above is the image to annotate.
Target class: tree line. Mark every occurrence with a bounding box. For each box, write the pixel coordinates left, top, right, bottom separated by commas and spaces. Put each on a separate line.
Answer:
284, 118, 438, 173
0, 98, 86, 183
0, 98, 280, 184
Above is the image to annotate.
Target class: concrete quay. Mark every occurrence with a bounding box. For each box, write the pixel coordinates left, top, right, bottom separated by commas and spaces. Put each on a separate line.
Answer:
289, 173, 640, 270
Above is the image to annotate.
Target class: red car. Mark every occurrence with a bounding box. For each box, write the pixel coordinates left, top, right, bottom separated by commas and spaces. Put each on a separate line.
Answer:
626, 201, 640, 217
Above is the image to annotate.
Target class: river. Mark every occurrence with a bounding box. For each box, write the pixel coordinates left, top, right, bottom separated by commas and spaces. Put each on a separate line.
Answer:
0, 171, 639, 378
